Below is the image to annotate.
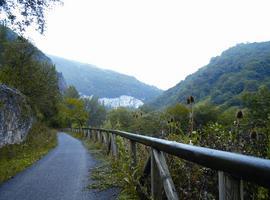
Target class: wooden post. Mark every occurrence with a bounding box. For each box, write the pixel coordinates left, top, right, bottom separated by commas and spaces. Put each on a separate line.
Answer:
93, 130, 96, 142
218, 171, 244, 200
96, 131, 99, 142
130, 140, 137, 168
100, 131, 103, 143
153, 149, 179, 200
95, 130, 98, 142
87, 129, 90, 139
89, 130, 92, 140
111, 133, 118, 157
151, 148, 163, 200
103, 132, 108, 145
107, 135, 111, 155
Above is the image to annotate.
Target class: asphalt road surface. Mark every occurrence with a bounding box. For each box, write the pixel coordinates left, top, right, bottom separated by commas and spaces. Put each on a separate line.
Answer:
0, 132, 118, 200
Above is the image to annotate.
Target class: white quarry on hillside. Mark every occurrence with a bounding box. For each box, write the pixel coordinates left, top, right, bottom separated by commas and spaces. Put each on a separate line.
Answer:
99, 95, 144, 109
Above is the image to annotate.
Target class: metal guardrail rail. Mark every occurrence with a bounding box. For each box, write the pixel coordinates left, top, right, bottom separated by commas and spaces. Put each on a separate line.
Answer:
67, 127, 270, 200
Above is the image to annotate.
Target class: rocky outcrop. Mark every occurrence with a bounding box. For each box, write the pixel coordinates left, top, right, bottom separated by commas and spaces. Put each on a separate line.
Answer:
0, 84, 33, 147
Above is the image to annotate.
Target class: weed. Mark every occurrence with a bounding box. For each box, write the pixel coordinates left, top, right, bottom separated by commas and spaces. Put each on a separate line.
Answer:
0, 122, 57, 184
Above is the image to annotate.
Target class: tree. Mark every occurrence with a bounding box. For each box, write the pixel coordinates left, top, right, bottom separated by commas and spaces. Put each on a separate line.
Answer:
194, 103, 220, 128
61, 98, 88, 128
64, 86, 80, 99
107, 107, 133, 130
83, 97, 107, 128
0, 0, 61, 34
0, 35, 60, 120
242, 85, 270, 127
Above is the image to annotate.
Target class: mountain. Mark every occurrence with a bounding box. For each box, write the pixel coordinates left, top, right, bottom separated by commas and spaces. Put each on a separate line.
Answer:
49, 55, 162, 102
149, 41, 270, 109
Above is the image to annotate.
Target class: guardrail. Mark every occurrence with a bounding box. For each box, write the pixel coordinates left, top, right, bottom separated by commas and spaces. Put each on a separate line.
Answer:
66, 127, 270, 200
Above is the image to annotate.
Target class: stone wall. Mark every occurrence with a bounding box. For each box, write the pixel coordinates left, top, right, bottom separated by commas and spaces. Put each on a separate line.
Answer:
0, 84, 33, 147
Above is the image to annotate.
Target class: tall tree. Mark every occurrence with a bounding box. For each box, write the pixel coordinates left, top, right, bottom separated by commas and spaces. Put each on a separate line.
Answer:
0, 35, 60, 120
61, 98, 88, 128
64, 86, 80, 99
83, 97, 107, 128
242, 85, 270, 127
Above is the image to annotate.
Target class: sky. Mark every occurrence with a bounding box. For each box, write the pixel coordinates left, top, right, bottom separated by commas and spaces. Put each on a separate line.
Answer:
26, 0, 270, 90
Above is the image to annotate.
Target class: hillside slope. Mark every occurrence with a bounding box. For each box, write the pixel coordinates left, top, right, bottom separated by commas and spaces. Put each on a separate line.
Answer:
50, 55, 162, 102
0, 26, 67, 93
149, 41, 270, 108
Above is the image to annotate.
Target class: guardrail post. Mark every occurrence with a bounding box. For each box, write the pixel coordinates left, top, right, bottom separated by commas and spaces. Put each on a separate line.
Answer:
97, 130, 100, 142
95, 130, 98, 142
89, 129, 92, 140
103, 131, 108, 145
87, 129, 90, 139
84, 129, 87, 137
107, 133, 111, 154
99, 131, 102, 143
153, 149, 179, 200
111, 133, 118, 157
92, 130, 95, 142
151, 148, 163, 200
130, 140, 137, 168
218, 171, 244, 200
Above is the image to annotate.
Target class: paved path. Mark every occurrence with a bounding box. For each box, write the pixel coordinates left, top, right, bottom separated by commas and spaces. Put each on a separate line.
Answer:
0, 132, 118, 200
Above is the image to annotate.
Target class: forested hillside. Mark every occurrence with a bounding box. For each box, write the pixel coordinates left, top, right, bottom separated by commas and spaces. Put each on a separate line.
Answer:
50, 55, 162, 102
150, 42, 270, 108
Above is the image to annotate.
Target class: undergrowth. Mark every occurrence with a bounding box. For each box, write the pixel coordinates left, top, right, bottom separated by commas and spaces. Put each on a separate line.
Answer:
0, 122, 57, 184
70, 131, 149, 200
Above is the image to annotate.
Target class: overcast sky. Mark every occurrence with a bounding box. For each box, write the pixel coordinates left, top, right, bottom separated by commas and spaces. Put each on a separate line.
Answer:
26, 0, 270, 90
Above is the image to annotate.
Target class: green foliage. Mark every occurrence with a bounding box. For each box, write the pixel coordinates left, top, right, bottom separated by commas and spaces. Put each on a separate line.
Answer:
0, 123, 57, 184
63, 85, 80, 99
74, 134, 142, 199
105, 108, 164, 136
0, 33, 60, 121
107, 107, 133, 130
129, 111, 163, 136
165, 103, 189, 134
194, 102, 220, 127
242, 85, 270, 127
83, 96, 107, 127
58, 98, 88, 128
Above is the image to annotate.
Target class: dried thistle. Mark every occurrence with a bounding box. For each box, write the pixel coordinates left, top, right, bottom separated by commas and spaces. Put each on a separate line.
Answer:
236, 110, 243, 119
190, 96, 194, 103
250, 130, 258, 140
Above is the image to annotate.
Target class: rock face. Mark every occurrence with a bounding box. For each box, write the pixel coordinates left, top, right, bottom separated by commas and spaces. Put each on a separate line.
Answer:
0, 84, 33, 147
99, 95, 144, 109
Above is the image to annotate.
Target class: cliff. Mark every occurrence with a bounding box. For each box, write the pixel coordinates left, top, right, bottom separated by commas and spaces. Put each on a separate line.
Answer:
0, 84, 33, 147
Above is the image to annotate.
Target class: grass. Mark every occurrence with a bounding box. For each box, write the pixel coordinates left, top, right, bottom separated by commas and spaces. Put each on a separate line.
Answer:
69, 131, 146, 200
0, 122, 57, 184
